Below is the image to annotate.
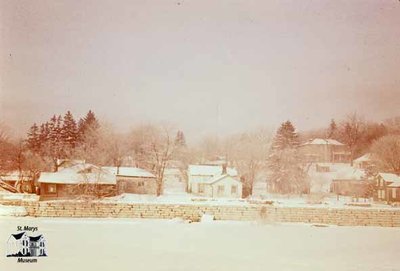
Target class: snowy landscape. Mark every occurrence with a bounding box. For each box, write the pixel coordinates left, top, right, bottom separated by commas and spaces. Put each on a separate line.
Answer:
1, 217, 400, 271
2, 0, 400, 270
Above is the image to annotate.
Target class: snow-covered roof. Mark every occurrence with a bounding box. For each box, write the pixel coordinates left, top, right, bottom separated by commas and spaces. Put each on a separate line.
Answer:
0, 171, 33, 181
29, 235, 44, 242
11, 232, 26, 240
188, 165, 238, 177
354, 153, 372, 163
378, 173, 400, 183
333, 167, 365, 180
302, 138, 345, 146
38, 171, 116, 185
308, 163, 366, 180
388, 181, 400, 188
202, 174, 241, 185
163, 168, 182, 175
58, 163, 98, 174
102, 167, 155, 178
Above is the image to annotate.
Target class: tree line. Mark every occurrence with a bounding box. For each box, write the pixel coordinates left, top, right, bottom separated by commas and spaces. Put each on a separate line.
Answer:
1, 111, 400, 196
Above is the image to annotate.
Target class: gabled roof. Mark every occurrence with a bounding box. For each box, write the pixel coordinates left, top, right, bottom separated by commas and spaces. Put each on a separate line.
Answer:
188, 165, 238, 177
58, 163, 98, 174
354, 153, 372, 163
0, 171, 33, 182
102, 167, 155, 178
378, 173, 400, 183
29, 235, 43, 242
38, 171, 116, 185
11, 232, 26, 240
163, 168, 182, 175
388, 181, 400, 188
202, 174, 241, 185
302, 138, 345, 146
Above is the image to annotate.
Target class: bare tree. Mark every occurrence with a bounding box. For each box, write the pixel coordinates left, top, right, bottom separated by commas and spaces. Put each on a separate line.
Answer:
226, 129, 272, 197
339, 113, 365, 165
129, 124, 178, 196
73, 123, 128, 167
370, 135, 400, 174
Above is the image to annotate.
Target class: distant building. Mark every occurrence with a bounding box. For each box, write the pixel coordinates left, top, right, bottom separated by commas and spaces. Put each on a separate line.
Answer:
353, 153, 372, 170
188, 164, 241, 198
38, 163, 116, 200
56, 159, 86, 171
0, 171, 35, 193
103, 167, 157, 195
298, 138, 351, 163
163, 167, 186, 194
307, 163, 368, 197
39, 163, 159, 199
193, 174, 242, 198
376, 173, 400, 202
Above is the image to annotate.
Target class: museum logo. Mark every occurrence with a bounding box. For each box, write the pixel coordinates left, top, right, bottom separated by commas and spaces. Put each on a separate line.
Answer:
6, 226, 47, 263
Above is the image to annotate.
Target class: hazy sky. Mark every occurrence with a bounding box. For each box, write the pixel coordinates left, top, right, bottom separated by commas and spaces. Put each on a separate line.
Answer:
1, 0, 400, 140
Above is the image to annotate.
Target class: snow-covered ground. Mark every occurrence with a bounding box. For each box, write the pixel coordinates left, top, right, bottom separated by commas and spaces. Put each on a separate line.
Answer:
1, 217, 399, 271
102, 193, 249, 205
0, 204, 27, 216
102, 192, 394, 209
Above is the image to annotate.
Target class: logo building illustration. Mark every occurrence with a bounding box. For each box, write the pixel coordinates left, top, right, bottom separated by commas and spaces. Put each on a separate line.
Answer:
6, 232, 47, 257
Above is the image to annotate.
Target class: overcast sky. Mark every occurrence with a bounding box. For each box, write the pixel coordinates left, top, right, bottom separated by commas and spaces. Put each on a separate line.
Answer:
1, 0, 400, 140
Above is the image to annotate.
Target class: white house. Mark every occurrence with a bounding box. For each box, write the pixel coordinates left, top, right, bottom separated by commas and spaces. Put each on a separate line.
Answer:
192, 174, 242, 198
188, 164, 241, 198
163, 167, 186, 194
7, 232, 30, 256
28, 235, 47, 257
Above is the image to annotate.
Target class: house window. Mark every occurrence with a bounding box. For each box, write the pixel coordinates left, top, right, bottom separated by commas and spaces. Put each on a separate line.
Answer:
231, 185, 237, 194
137, 181, 144, 187
316, 165, 330, 172
393, 188, 397, 199
46, 184, 57, 194
198, 184, 205, 193
217, 185, 224, 195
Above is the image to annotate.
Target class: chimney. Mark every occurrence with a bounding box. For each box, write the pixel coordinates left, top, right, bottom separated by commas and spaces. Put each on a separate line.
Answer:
222, 163, 227, 175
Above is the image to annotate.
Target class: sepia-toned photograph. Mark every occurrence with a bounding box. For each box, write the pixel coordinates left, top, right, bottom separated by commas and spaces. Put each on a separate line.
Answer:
1, 0, 400, 270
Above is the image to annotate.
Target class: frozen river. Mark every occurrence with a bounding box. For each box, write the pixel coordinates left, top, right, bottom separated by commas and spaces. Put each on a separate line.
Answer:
1, 217, 399, 271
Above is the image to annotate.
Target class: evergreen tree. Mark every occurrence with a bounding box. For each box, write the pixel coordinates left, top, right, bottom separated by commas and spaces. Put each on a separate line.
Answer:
174, 130, 186, 147
78, 110, 99, 142
83, 110, 99, 129
38, 122, 50, 148
327, 119, 338, 139
61, 111, 78, 149
48, 115, 58, 144
267, 121, 308, 194
270, 121, 299, 150
26, 123, 41, 152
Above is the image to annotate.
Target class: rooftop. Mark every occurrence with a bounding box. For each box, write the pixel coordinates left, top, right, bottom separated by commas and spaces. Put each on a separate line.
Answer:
188, 165, 238, 177
379, 173, 400, 183
11, 232, 26, 240
302, 138, 345, 146
202, 174, 241, 184
103, 167, 155, 178
38, 171, 116, 185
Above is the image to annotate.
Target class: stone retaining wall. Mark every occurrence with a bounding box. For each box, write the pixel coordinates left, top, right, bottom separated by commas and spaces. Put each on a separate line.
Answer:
2, 200, 400, 227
